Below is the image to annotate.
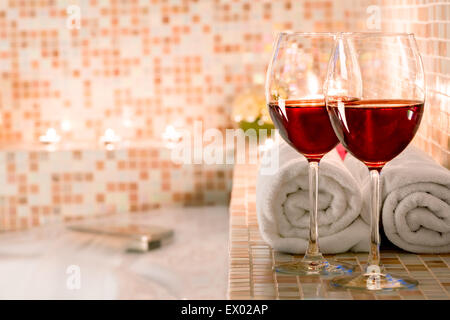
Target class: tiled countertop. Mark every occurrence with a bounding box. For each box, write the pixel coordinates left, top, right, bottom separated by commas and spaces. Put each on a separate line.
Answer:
227, 163, 450, 300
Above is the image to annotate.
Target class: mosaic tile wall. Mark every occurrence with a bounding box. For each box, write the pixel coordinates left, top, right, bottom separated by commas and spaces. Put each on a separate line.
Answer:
0, 0, 354, 146
0, 144, 233, 231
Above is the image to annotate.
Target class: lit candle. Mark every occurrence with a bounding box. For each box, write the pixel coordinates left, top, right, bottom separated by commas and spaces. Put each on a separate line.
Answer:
39, 128, 61, 144
163, 125, 182, 141
100, 128, 121, 150
162, 125, 183, 149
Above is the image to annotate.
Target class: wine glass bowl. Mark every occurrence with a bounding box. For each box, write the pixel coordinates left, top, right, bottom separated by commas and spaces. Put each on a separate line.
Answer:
325, 32, 425, 290
267, 32, 340, 162
327, 98, 424, 170
268, 99, 340, 162
326, 33, 425, 171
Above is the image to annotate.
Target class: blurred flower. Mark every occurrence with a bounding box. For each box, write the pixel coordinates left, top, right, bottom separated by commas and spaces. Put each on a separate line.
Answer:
231, 84, 273, 126
232, 88, 265, 123
260, 105, 271, 123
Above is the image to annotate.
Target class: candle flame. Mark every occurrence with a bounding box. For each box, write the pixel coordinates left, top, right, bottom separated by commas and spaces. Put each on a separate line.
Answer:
100, 128, 121, 145
162, 125, 182, 142
39, 128, 61, 144
307, 73, 320, 95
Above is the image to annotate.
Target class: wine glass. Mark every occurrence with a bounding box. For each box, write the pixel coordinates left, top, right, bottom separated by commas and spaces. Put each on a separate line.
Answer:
325, 32, 425, 290
265, 32, 354, 276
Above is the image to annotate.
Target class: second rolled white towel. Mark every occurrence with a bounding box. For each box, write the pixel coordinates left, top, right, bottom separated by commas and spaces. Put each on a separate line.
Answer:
256, 141, 369, 254
345, 146, 450, 253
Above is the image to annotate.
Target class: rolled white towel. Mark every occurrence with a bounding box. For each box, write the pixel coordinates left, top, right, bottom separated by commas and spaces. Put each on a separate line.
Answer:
256, 140, 369, 254
345, 146, 450, 253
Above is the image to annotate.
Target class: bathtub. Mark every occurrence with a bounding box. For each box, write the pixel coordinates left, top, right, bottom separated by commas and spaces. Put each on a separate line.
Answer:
0, 205, 229, 299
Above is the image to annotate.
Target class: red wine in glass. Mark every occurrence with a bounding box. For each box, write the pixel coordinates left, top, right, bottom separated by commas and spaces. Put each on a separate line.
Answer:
327, 99, 424, 170
268, 99, 339, 161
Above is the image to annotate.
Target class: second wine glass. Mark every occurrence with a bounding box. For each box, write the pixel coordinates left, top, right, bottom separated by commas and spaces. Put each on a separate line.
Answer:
265, 32, 354, 275
325, 32, 425, 290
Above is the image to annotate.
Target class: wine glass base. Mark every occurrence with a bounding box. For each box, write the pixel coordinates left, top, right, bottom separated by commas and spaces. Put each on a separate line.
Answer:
331, 272, 418, 291
274, 256, 355, 276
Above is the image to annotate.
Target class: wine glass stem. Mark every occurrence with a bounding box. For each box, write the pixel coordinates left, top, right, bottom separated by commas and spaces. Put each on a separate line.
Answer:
368, 169, 381, 269
304, 161, 321, 259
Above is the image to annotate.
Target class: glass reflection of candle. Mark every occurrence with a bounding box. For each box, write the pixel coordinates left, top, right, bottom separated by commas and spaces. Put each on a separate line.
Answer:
326, 78, 346, 97
304, 73, 323, 100
100, 128, 121, 150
